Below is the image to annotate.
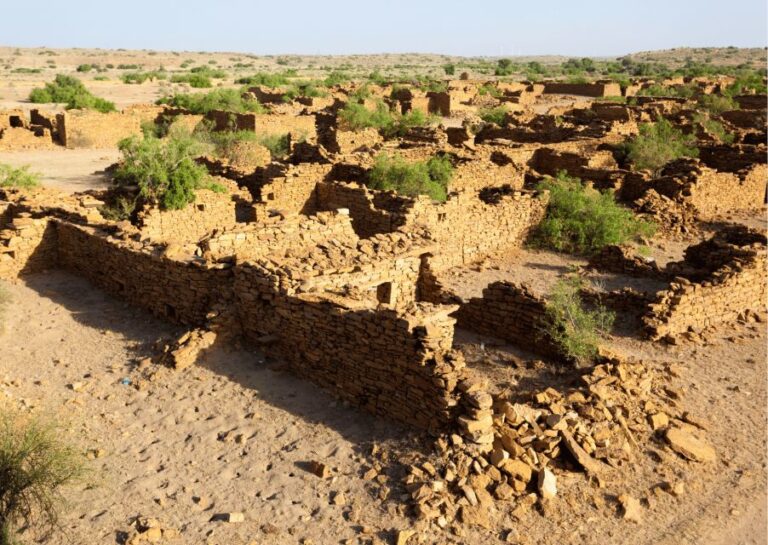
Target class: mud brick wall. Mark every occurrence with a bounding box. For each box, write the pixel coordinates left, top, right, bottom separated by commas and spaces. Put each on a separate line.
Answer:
543, 82, 622, 97
57, 222, 230, 325
643, 252, 767, 340
253, 163, 331, 221
136, 189, 239, 244
202, 211, 359, 261
0, 216, 58, 279
452, 281, 561, 358
405, 189, 549, 271
57, 110, 143, 149
234, 262, 464, 428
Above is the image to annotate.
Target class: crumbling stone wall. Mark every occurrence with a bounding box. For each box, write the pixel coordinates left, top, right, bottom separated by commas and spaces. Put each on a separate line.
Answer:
543, 82, 622, 97
57, 222, 230, 325
643, 230, 767, 341
406, 188, 549, 271
252, 163, 331, 221
234, 262, 464, 428
136, 188, 240, 244
0, 215, 58, 278
57, 110, 143, 149
201, 211, 359, 262
315, 181, 410, 237
451, 281, 561, 357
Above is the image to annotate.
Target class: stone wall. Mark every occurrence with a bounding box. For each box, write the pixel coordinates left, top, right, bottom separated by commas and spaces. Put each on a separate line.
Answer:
643, 230, 767, 341
316, 181, 410, 237
136, 188, 240, 244
57, 110, 143, 149
405, 188, 549, 271
543, 82, 622, 97
0, 215, 58, 278
57, 222, 230, 325
233, 263, 465, 428
451, 281, 561, 357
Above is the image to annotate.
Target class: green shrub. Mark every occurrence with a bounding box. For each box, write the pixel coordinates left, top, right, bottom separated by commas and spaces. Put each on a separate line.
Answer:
625, 118, 699, 173
477, 83, 500, 97
99, 195, 137, 221
0, 410, 85, 544
76, 63, 94, 72
257, 133, 291, 159
694, 113, 735, 143
697, 93, 738, 114
478, 105, 508, 125
637, 83, 697, 98
197, 128, 291, 161
443, 63, 455, 76
0, 164, 41, 189
117, 63, 141, 70
367, 154, 452, 201
114, 130, 220, 210
121, 71, 166, 84
235, 72, 291, 87
338, 102, 433, 137
11, 67, 41, 74
544, 277, 614, 366
156, 88, 264, 114
170, 73, 212, 88
533, 172, 656, 254
323, 71, 350, 87
28, 75, 116, 113
723, 71, 767, 96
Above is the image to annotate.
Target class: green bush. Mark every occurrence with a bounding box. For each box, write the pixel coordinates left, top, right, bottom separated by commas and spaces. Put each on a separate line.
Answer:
121, 71, 166, 84
323, 71, 350, 87
544, 277, 614, 366
170, 73, 212, 88
694, 113, 735, 143
697, 93, 738, 114
533, 172, 656, 254
114, 130, 221, 210
0, 164, 41, 189
477, 83, 501, 97
0, 410, 85, 545
156, 88, 264, 114
637, 83, 697, 98
443, 63, 455, 76
367, 154, 453, 201
625, 118, 699, 173
338, 102, 433, 137
478, 105, 508, 125
235, 72, 292, 87
76, 63, 94, 73
28, 75, 116, 113
197, 128, 291, 161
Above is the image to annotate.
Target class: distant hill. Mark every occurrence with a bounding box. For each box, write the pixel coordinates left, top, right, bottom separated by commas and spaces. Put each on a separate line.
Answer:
620, 47, 765, 68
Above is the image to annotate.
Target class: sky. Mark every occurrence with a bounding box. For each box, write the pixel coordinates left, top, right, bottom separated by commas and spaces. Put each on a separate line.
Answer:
3, 0, 766, 57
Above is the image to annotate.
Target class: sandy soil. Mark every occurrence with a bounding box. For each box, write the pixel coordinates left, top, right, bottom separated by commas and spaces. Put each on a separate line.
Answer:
0, 148, 118, 192
0, 268, 764, 545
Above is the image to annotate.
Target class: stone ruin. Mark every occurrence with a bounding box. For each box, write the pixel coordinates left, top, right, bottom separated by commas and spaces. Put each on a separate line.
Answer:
0, 73, 766, 529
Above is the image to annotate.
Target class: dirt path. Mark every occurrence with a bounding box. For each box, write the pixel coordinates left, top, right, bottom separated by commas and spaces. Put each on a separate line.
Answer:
0, 148, 118, 192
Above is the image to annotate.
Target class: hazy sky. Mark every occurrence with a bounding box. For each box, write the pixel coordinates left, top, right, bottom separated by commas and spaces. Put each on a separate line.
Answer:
4, 0, 767, 57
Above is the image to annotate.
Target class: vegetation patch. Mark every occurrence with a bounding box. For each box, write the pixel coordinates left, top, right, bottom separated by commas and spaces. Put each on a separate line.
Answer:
0, 164, 41, 189
114, 130, 223, 211
156, 89, 264, 114
338, 101, 433, 137
624, 118, 698, 173
0, 409, 85, 545
478, 105, 508, 125
367, 154, 453, 202
544, 277, 614, 366
29, 75, 116, 113
533, 172, 655, 255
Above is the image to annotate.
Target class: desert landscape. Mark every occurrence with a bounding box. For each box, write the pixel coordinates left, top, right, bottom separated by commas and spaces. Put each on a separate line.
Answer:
0, 29, 766, 545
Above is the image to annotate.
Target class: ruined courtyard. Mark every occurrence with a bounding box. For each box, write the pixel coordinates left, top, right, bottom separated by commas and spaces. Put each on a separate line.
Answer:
0, 46, 766, 545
